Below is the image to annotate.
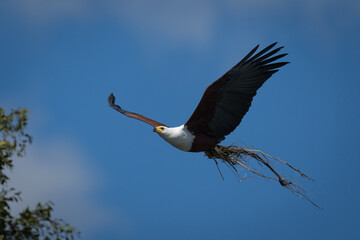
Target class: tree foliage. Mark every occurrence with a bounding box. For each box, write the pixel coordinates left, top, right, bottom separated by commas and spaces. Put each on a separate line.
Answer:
0, 108, 79, 239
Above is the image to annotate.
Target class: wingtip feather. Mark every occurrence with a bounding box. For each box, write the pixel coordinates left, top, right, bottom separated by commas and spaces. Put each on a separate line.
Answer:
108, 93, 115, 106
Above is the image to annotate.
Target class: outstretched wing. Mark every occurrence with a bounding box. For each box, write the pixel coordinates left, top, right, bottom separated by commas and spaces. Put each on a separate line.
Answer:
185, 42, 288, 142
108, 93, 168, 127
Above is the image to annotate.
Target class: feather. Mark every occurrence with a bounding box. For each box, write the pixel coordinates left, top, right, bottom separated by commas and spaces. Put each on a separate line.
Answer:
185, 43, 288, 142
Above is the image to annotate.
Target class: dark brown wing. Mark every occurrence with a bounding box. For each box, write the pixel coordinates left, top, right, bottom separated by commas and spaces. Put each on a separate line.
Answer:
108, 93, 168, 127
185, 42, 288, 142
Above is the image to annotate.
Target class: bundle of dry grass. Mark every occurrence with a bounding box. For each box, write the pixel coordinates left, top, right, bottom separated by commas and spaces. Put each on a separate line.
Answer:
205, 145, 321, 209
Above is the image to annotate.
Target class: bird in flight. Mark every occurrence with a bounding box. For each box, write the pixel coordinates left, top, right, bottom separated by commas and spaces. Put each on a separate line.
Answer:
108, 42, 288, 152
108, 42, 320, 208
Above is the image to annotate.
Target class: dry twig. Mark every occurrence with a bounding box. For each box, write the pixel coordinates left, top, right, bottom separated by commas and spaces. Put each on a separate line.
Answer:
205, 145, 321, 209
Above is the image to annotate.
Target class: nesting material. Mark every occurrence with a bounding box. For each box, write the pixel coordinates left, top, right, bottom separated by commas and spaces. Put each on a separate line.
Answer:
205, 145, 321, 209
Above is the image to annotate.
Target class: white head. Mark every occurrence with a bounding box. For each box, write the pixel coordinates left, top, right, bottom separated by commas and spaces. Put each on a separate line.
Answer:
152, 125, 194, 152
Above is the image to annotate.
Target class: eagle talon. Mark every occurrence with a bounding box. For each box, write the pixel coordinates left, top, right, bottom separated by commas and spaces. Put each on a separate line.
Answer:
279, 178, 291, 186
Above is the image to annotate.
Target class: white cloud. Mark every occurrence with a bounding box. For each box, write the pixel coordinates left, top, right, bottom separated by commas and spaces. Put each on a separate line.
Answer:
108, 0, 216, 45
2, 0, 359, 47
2, 0, 217, 45
223, 0, 285, 10
4, 0, 90, 24
8, 138, 114, 234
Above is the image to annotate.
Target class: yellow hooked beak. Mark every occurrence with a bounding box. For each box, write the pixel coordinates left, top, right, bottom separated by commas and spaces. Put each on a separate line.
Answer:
153, 126, 164, 133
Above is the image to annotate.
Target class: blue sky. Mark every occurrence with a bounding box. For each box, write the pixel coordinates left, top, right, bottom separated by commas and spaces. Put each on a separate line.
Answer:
1, 0, 360, 239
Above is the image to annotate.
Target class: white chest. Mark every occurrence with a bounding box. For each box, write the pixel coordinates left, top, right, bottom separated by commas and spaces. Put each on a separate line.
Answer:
157, 125, 195, 152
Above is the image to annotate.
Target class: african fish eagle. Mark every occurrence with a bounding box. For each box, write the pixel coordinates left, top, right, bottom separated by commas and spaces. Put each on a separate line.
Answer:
107, 43, 321, 208
108, 42, 288, 153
